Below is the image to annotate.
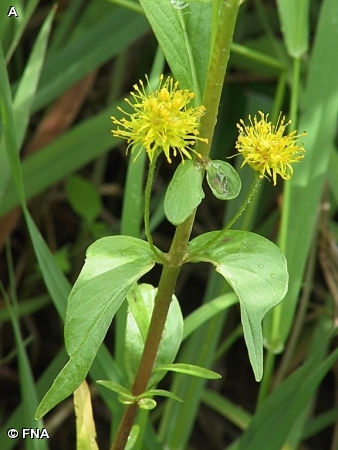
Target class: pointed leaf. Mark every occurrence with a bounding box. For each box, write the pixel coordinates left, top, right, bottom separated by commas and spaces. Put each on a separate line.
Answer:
96, 381, 134, 400
139, 0, 212, 99
153, 363, 221, 379
36, 236, 156, 418
138, 389, 183, 403
188, 231, 288, 381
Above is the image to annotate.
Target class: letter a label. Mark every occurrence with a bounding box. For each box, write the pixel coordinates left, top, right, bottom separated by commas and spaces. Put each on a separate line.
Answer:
8, 7, 18, 17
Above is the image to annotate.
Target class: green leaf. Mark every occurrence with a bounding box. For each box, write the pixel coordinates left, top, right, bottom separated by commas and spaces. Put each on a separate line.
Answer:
164, 160, 204, 226
65, 175, 102, 222
3, 294, 48, 450
125, 283, 183, 388
33, 7, 149, 111
153, 363, 221, 379
206, 159, 241, 200
202, 389, 251, 430
188, 230, 288, 381
276, 0, 310, 57
237, 347, 338, 450
139, 0, 212, 101
96, 381, 134, 401
138, 389, 183, 403
35, 236, 155, 419
0, 6, 55, 207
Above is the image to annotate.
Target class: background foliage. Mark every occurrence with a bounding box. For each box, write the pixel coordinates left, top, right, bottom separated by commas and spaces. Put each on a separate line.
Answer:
0, 0, 338, 449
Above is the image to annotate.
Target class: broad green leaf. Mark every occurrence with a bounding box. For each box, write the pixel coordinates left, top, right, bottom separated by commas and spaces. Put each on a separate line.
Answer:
164, 160, 204, 225
153, 363, 221, 379
139, 0, 212, 101
125, 283, 183, 388
206, 159, 241, 200
188, 230, 288, 381
35, 236, 156, 418
65, 237, 156, 357
65, 175, 102, 222
96, 381, 134, 400
74, 380, 99, 450
276, 0, 309, 57
126, 283, 153, 342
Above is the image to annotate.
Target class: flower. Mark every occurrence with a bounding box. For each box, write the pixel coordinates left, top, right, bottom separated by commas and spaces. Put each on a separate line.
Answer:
235, 111, 306, 185
111, 75, 208, 163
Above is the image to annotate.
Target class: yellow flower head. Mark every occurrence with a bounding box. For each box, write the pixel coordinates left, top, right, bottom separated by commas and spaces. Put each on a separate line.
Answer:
235, 111, 306, 185
111, 75, 208, 163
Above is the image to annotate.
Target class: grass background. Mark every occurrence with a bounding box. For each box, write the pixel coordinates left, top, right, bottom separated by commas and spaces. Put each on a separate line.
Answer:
0, 0, 338, 449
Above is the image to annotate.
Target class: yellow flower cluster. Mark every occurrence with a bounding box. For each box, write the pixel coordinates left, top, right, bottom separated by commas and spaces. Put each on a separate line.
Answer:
236, 111, 306, 185
111, 75, 207, 163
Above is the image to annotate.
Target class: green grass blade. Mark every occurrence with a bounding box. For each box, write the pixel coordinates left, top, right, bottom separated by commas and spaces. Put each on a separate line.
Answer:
0, 349, 68, 450
183, 292, 238, 340
237, 340, 338, 449
0, 294, 50, 322
13, 7, 56, 146
0, 6, 55, 207
107, 0, 143, 14
3, 295, 48, 450
202, 389, 251, 430
0, 102, 123, 217
32, 8, 149, 112
48, 0, 93, 52
302, 408, 338, 441
276, 0, 310, 57
1, 0, 39, 62
265, 0, 338, 349
328, 144, 338, 205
